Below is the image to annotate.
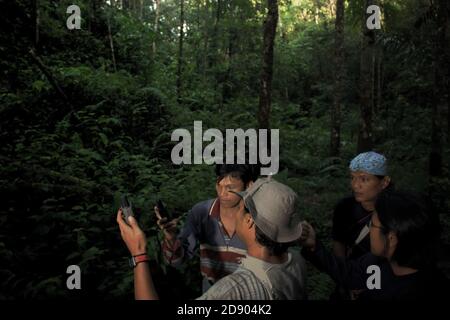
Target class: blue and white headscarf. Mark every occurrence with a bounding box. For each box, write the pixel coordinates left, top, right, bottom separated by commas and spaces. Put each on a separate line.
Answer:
349, 151, 387, 176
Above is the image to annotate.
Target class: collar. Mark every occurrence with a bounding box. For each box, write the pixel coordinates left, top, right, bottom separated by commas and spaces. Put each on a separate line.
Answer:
209, 198, 220, 218
239, 253, 293, 292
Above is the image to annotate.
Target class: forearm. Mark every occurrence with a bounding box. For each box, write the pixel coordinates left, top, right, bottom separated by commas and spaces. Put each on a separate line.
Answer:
134, 262, 159, 300
302, 241, 378, 289
302, 240, 351, 285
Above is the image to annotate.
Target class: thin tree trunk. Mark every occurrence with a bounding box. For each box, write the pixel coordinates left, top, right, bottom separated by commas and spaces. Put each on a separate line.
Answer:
371, 46, 376, 116
357, 0, 376, 153
330, 0, 344, 157
153, 0, 160, 54
88, 0, 92, 32
107, 11, 117, 72
376, 48, 382, 115
176, 0, 185, 103
34, 0, 39, 48
429, 0, 448, 177
258, 0, 278, 129
202, 1, 210, 78
448, 77, 450, 142
314, 5, 319, 25
195, 0, 201, 74
222, 27, 236, 104
29, 49, 70, 106
208, 0, 222, 69
123, 0, 129, 10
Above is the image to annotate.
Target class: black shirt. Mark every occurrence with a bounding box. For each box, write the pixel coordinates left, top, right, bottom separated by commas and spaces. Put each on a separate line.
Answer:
332, 196, 372, 259
302, 241, 450, 301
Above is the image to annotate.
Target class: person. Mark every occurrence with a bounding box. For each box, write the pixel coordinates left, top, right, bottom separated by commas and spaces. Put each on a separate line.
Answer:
332, 151, 391, 260
117, 177, 307, 300
300, 190, 449, 300
158, 163, 259, 292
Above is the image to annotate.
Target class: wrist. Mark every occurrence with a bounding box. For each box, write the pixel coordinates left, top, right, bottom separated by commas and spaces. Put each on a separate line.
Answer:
130, 245, 147, 257
132, 252, 147, 257
129, 253, 150, 268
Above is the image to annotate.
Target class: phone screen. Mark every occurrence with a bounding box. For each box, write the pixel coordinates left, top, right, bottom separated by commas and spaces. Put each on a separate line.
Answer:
120, 195, 134, 222
156, 199, 170, 219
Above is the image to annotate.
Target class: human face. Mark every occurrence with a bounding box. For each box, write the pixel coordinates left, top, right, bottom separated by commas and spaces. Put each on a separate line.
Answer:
370, 212, 399, 260
350, 171, 388, 204
216, 175, 246, 208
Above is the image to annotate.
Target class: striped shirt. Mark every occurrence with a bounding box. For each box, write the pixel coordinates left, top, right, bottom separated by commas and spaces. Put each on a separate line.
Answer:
162, 198, 247, 292
197, 250, 307, 300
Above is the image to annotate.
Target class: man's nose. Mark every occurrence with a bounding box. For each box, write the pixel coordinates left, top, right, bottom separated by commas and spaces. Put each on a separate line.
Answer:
219, 187, 228, 197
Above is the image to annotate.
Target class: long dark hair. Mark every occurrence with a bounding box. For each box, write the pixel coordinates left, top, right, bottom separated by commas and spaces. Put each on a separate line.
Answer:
375, 190, 440, 270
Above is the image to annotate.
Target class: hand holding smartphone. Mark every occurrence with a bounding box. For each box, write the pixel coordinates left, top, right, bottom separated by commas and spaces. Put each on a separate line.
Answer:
120, 195, 134, 225
154, 199, 178, 242
155, 199, 170, 220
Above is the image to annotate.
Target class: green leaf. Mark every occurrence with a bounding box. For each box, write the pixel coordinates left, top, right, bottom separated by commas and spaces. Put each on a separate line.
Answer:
99, 133, 109, 146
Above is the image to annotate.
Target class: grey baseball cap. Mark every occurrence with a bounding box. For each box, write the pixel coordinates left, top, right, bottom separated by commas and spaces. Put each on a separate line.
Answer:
233, 177, 303, 243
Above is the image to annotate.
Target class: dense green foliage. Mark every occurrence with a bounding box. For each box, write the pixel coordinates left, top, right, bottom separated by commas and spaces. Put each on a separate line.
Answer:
0, 0, 448, 299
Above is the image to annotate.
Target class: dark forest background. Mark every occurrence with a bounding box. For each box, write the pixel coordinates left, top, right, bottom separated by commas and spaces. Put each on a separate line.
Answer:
0, 0, 449, 299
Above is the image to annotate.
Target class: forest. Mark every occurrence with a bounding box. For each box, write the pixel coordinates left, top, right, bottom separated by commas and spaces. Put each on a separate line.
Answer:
0, 0, 449, 300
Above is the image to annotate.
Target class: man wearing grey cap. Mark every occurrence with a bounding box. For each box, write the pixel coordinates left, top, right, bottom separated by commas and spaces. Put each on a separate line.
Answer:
117, 177, 307, 300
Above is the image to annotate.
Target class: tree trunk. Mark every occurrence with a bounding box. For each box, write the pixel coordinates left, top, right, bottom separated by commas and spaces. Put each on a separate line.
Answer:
90, 0, 102, 35
140, 0, 143, 20
29, 49, 70, 107
106, 11, 117, 72
202, 1, 210, 78
34, 0, 39, 48
376, 47, 382, 115
258, 0, 278, 130
429, 0, 448, 177
176, 0, 185, 103
330, 0, 344, 157
153, 0, 160, 54
195, 0, 202, 74
357, 0, 376, 153
208, 0, 222, 69
222, 27, 237, 104
314, 5, 319, 25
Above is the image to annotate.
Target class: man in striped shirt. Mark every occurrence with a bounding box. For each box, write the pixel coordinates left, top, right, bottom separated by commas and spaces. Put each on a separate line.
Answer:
157, 164, 259, 292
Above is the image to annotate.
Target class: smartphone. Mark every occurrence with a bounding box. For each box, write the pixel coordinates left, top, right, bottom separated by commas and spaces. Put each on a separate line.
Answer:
156, 199, 170, 220
120, 195, 134, 223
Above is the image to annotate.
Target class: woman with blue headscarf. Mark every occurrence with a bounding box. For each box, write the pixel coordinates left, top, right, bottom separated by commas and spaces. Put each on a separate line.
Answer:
329, 151, 391, 300
331, 151, 392, 261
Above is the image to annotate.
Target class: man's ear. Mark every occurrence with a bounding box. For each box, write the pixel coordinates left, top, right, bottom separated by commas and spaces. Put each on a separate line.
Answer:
246, 181, 254, 189
246, 214, 255, 229
381, 176, 391, 190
